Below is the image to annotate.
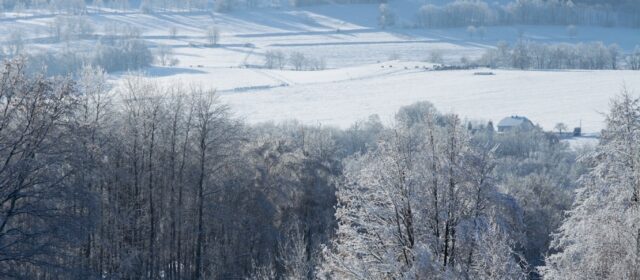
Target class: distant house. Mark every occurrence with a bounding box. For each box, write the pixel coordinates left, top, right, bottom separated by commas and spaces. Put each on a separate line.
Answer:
497, 116, 534, 132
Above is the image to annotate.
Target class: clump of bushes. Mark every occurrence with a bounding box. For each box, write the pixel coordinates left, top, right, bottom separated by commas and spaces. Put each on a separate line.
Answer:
264, 50, 326, 71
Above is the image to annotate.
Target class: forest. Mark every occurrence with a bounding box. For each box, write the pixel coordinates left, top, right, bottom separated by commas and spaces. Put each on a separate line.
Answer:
0, 0, 638, 279
0, 57, 637, 279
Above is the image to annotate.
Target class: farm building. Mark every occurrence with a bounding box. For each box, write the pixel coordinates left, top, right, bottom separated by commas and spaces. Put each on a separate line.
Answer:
497, 116, 535, 132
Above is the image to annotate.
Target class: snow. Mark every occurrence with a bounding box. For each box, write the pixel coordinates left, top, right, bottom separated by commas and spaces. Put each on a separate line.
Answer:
213, 67, 640, 132
3, 4, 639, 132
118, 62, 640, 132
563, 136, 599, 151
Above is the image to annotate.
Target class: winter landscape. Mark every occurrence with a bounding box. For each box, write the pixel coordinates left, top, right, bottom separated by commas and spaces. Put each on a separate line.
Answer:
1, 0, 640, 279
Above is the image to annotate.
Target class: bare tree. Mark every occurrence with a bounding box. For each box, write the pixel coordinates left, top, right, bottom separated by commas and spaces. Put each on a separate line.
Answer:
190, 88, 239, 279
156, 44, 178, 66
554, 122, 568, 135
629, 46, 640, 70
205, 26, 220, 47
0, 59, 91, 278
608, 44, 621, 69
289, 52, 306, 71
169, 26, 178, 39
264, 50, 286, 69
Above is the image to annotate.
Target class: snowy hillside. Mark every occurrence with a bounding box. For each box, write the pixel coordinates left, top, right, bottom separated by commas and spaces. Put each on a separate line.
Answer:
2, 3, 640, 132
118, 60, 640, 132
216, 67, 640, 132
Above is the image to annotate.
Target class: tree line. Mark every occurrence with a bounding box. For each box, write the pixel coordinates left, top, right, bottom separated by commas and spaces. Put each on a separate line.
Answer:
2, 0, 640, 28
417, 0, 640, 28
478, 41, 640, 70
1, 22, 154, 76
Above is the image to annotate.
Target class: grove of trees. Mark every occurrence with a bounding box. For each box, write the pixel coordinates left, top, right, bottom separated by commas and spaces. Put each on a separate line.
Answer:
0, 59, 341, 279
5, 22, 154, 76
479, 41, 635, 70
263, 50, 326, 71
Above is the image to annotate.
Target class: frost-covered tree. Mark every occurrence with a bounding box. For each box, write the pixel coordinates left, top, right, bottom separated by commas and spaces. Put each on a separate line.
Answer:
319, 103, 526, 279
541, 90, 640, 279
319, 129, 425, 279
471, 219, 527, 280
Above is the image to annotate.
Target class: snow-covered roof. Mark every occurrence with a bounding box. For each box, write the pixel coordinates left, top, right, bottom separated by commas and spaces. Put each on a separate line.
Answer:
497, 116, 533, 128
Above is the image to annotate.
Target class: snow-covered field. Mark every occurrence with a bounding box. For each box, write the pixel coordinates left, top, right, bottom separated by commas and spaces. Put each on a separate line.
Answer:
126, 60, 640, 132
3, 4, 640, 132
212, 65, 640, 132
121, 59, 640, 132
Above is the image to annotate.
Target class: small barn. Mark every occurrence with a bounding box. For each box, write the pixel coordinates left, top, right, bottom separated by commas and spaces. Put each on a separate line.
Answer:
497, 116, 534, 132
